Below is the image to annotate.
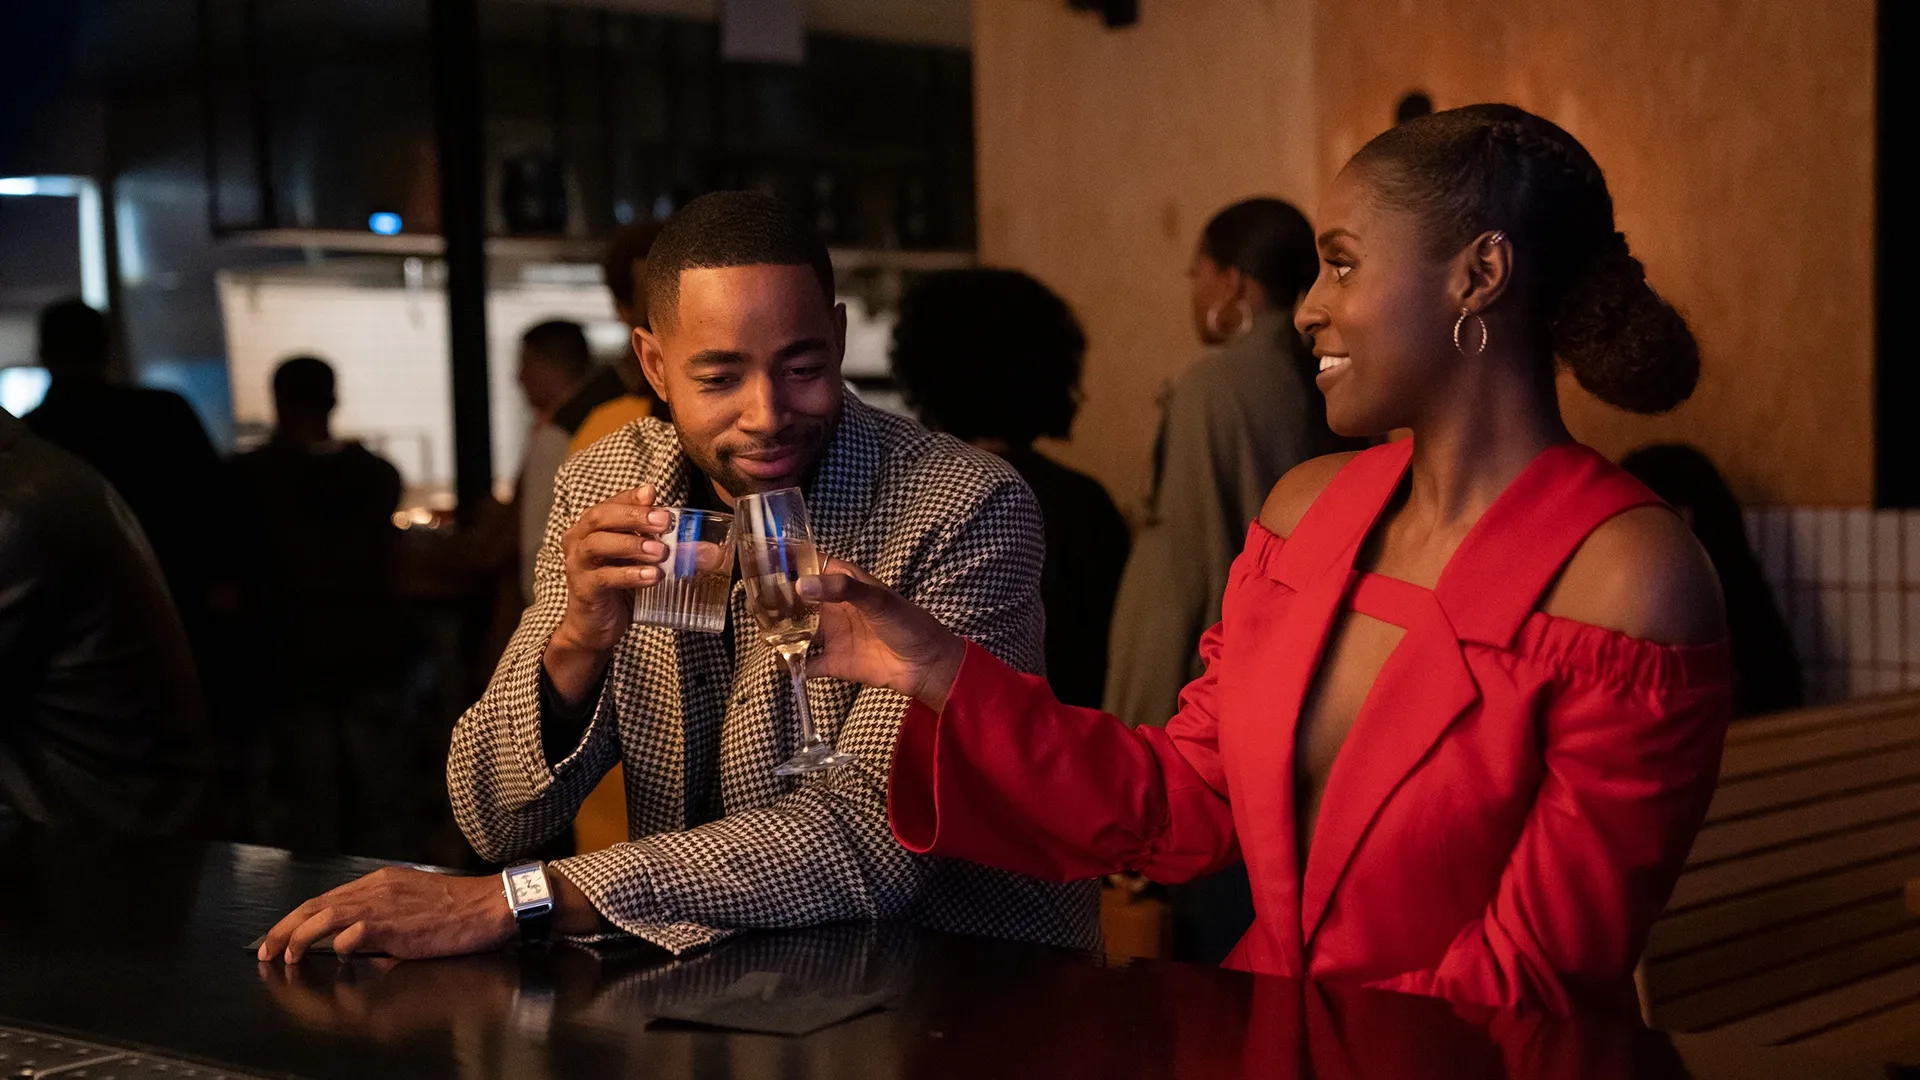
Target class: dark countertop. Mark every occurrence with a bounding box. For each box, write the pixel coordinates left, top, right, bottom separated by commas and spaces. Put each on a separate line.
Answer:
0, 831, 1893, 1079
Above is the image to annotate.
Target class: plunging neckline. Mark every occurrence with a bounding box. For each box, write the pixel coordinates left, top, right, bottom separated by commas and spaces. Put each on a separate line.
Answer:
1250, 438, 1668, 912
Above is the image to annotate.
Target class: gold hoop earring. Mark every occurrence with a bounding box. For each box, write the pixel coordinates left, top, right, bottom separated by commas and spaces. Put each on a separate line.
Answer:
1453, 308, 1489, 357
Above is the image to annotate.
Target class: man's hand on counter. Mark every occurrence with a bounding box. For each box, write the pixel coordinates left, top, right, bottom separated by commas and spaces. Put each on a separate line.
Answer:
256, 864, 600, 963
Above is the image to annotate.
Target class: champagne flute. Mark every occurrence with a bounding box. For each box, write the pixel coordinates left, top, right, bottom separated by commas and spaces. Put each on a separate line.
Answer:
736, 487, 855, 775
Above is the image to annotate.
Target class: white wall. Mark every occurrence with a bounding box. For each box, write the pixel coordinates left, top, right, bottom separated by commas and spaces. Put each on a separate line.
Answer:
217, 272, 621, 500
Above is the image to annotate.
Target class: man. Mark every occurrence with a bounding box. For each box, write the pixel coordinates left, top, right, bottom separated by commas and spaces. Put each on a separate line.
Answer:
229, 357, 406, 854
258, 191, 1096, 962
24, 299, 224, 642
516, 320, 597, 604
0, 409, 211, 834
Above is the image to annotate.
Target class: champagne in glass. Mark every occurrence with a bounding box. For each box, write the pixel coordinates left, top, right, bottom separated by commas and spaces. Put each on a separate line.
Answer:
737, 487, 854, 775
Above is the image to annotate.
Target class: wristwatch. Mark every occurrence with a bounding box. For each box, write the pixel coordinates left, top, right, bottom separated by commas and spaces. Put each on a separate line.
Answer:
501, 861, 556, 947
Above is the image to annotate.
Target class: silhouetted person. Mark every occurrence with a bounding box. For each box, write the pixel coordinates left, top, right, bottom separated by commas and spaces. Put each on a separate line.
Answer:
578, 219, 669, 437
891, 269, 1130, 709
0, 409, 211, 835
230, 357, 407, 854
1623, 444, 1803, 717
24, 299, 224, 646
516, 319, 596, 603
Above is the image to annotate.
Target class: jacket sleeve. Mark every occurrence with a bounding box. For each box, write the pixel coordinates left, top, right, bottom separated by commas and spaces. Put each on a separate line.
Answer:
447, 452, 622, 862
890, 547, 1265, 885
1364, 653, 1733, 1013
535, 474, 1061, 953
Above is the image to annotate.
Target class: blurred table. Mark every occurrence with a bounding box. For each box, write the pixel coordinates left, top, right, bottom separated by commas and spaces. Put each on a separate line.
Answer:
0, 831, 1898, 1080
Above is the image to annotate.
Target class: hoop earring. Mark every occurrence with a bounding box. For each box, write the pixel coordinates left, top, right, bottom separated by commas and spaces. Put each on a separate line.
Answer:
1207, 300, 1254, 341
1453, 308, 1489, 357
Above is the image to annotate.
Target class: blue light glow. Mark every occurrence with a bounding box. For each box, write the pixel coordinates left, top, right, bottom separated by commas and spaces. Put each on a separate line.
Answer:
368, 212, 403, 236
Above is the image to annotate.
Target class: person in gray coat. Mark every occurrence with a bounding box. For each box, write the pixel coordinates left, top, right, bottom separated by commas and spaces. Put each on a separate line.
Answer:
1106, 198, 1333, 731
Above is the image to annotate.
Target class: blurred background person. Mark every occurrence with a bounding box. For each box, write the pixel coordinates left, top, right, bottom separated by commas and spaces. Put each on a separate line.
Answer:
890, 268, 1129, 708
1623, 443, 1803, 717
229, 357, 408, 855
0, 408, 211, 836
1101, 197, 1331, 965
571, 220, 669, 450
515, 319, 596, 605
23, 299, 227, 664
1105, 197, 1334, 731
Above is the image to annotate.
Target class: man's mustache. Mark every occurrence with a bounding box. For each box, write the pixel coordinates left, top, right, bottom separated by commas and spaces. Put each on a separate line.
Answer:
719, 432, 818, 457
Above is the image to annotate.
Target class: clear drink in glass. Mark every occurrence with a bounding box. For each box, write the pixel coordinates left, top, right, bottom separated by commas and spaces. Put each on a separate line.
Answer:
630, 507, 734, 634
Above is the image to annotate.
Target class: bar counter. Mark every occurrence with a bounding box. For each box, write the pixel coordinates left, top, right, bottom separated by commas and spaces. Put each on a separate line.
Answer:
0, 831, 1894, 1079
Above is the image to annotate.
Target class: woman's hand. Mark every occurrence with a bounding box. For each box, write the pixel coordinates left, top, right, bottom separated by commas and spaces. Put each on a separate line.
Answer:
797, 559, 967, 712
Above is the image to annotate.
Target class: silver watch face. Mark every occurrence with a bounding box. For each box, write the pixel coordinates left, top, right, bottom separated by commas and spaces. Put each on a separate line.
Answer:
506, 864, 551, 908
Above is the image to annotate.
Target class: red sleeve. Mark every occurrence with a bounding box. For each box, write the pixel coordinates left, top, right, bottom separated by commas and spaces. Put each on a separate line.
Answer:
887, 627, 1240, 885
1366, 647, 1732, 1012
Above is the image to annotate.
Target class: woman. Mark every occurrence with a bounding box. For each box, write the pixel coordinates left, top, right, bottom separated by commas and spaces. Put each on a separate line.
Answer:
889, 269, 1130, 710
797, 104, 1733, 1015
1622, 443, 1803, 717
1106, 197, 1330, 733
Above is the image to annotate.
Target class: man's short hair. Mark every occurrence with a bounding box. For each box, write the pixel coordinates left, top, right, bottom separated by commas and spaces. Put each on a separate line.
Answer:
520, 319, 592, 378
601, 221, 664, 314
272, 355, 336, 415
644, 192, 835, 332
38, 298, 110, 375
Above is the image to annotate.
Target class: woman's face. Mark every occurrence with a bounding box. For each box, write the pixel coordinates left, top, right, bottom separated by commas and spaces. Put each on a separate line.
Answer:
1188, 246, 1244, 346
1294, 166, 1461, 437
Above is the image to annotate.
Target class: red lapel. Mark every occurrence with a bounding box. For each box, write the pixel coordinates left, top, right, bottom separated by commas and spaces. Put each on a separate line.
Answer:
1229, 442, 1413, 968
1298, 599, 1480, 947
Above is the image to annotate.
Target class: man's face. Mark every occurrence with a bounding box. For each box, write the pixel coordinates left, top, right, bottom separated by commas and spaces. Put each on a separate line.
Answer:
635, 264, 845, 502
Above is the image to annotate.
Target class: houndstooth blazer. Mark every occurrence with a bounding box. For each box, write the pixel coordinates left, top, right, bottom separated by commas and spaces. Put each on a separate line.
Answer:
448, 395, 1101, 955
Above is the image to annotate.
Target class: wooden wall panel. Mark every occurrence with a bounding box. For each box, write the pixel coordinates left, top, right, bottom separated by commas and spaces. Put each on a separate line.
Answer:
1315, 0, 1876, 505
974, 0, 1876, 507
971, 0, 1319, 511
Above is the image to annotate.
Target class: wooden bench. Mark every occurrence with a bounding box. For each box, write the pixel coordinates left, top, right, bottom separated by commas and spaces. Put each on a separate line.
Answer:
1641, 691, 1920, 1058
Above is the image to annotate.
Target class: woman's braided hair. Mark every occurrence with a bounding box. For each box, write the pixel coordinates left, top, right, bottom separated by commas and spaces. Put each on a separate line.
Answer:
1351, 103, 1698, 414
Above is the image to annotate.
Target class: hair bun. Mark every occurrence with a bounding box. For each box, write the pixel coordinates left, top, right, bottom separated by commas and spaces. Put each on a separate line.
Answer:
1551, 237, 1699, 415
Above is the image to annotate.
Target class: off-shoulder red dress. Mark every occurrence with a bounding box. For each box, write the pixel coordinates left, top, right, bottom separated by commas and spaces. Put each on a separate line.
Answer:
888, 440, 1733, 1013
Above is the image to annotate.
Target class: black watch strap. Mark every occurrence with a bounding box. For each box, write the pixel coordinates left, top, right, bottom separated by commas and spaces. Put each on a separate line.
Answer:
518, 907, 555, 947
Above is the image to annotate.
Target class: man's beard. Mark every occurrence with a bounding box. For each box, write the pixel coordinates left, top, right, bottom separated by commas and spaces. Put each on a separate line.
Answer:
678, 408, 841, 500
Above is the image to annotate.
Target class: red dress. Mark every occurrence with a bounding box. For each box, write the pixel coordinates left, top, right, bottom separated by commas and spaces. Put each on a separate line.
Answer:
889, 440, 1733, 1013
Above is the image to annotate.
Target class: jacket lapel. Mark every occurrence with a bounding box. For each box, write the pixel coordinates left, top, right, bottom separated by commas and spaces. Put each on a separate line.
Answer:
1227, 442, 1413, 969
1298, 600, 1479, 947
1224, 561, 1352, 969
805, 396, 883, 560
